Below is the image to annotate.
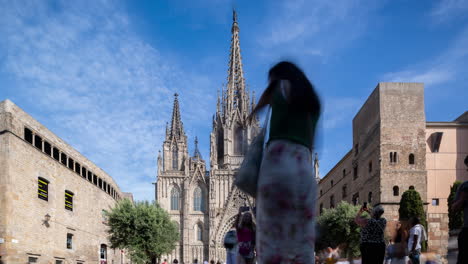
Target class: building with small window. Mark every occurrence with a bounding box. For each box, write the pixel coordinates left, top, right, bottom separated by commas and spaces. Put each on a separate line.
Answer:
0, 100, 131, 263
317, 82, 468, 258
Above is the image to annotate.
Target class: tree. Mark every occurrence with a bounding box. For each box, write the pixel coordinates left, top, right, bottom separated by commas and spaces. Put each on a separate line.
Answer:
106, 199, 179, 264
398, 189, 427, 250
316, 201, 362, 261
448, 181, 463, 231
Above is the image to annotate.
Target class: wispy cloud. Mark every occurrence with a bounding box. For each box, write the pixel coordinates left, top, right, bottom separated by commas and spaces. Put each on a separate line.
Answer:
382, 26, 468, 87
0, 0, 214, 201
256, 0, 382, 59
322, 97, 362, 129
430, 0, 468, 23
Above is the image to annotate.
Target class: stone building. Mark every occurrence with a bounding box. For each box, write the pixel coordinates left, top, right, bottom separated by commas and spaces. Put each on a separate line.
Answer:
155, 11, 260, 263
0, 100, 131, 264
317, 82, 468, 256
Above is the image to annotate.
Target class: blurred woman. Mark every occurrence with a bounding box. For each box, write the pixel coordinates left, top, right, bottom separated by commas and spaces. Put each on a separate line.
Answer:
250, 61, 321, 264
354, 205, 387, 264
235, 210, 256, 264
389, 221, 409, 264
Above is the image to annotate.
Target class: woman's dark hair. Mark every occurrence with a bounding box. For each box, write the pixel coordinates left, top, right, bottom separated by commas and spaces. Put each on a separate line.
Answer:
249, 61, 320, 119
411, 216, 421, 226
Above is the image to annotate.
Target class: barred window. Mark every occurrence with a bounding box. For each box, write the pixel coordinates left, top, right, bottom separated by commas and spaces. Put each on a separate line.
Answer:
65, 190, 74, 211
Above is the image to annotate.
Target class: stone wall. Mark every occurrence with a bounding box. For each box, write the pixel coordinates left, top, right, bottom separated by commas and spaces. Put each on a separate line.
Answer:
0, 100, 129, 264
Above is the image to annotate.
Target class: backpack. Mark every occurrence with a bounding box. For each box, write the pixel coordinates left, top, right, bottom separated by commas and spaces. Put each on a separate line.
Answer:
223, 230, 237, 249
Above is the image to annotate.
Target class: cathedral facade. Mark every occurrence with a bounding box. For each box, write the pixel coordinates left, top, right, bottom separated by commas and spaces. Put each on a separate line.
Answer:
155, 11, 260, 263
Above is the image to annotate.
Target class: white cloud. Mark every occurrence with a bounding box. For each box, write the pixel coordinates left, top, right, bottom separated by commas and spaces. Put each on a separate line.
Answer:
382, 26, 468, 88
430, 0, 468, 23
256, 0, 382, 59
0, 0, 214, 201
322, 97, 362, 129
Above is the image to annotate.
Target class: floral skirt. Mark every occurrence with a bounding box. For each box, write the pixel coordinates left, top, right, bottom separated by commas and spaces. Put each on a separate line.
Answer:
256, 140, 317, 264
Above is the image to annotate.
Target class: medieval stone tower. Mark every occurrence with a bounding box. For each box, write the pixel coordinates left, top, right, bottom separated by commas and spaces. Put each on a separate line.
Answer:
155, 11, 259, 263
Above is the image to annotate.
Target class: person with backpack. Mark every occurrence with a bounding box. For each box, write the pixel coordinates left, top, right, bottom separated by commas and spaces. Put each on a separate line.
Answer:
224, 223, 238, 264
408, 216, 427, 264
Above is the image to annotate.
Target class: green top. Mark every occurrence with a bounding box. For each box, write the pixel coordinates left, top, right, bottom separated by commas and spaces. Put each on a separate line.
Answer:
267, 88, 318, 150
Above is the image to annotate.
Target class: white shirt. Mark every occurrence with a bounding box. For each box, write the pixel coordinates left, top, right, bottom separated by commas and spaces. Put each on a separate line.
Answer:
408, 225, 422, 251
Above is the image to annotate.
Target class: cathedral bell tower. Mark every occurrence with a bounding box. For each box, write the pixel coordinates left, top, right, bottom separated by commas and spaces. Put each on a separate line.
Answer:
161, 93, 188, 174
210, 10, 259, 170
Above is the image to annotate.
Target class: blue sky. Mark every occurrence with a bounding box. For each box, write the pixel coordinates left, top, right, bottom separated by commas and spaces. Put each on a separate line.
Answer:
1, 0, 467, 201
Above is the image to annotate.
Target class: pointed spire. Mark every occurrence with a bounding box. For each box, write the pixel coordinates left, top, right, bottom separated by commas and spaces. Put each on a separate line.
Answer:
224, 9, 248, 122
169, 93, 185, 140
193, 136, 203, 160
314, 153, 320, 180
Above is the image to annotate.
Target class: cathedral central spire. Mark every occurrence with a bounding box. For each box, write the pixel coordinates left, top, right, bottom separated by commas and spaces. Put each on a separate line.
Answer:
169, 93, 185, 141
219, 9, 249, 123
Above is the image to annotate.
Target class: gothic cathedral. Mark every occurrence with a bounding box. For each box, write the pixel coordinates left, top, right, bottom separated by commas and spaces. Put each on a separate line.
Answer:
155, 11, 260, 263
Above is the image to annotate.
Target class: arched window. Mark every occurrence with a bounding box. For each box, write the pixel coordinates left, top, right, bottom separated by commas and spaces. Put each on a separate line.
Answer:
409, 153, 415, 165
331, 180, 334, 187
100, 244, 107, 260
320, 189, 323, 196
368, 192, 373, 204
343, 169, 346, 178
393, 186, 399, 196
330, 195, 335, 209
393, 152, 398, 163
319, 203, 323, 215
171, 187, 180, 211
234, 125, 243, 155
193, 187, 203, 212
342, 185, 347, 198
172, 146, 178, 170
196, 224, 203, 241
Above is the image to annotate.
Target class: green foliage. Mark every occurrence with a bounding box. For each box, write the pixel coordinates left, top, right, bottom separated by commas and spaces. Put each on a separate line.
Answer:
398, 189, 427, 251
399, 189, 426, 223
448, 181, 464, 231
106, 199, 179, 264
316, 201, 362, 258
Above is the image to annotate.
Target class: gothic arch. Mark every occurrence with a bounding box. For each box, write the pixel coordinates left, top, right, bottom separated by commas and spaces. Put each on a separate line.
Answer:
215, 215, 238, 245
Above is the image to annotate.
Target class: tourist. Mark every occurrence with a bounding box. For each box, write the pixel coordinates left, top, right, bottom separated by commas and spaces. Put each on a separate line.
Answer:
193, 259, 198, 264
354, 205, 387, 264
250, 61, 321, 264
388, 221, 409, 264
408, 217, 427, 264
203, 260, 208, 264
162, 259, 168, 264
173, 259, 179, 264
452, 180, 468, 264
235, 210, 256, 264
224, 222, 238, 264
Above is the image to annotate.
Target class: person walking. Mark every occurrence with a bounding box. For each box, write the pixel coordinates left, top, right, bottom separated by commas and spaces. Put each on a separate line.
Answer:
408, 217, 427, 264
389, 221, 409, 264
452, 180, 468, 264
235, 210, 256, 264
354, 205, 387, 264
224, 222, 238, 264
251, 61, 321, 264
